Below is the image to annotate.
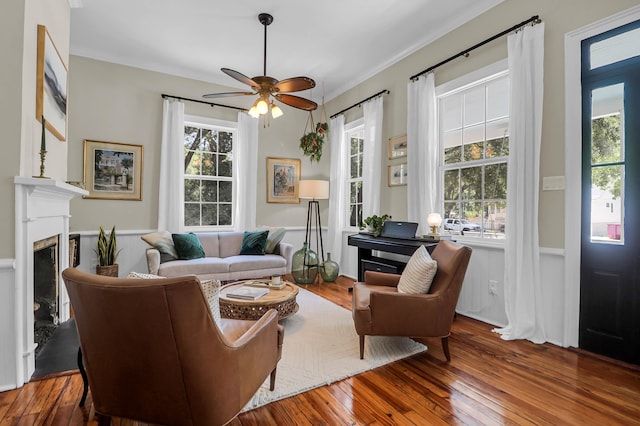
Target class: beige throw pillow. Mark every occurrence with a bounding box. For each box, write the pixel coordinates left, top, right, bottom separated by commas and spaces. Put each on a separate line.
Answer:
397, 245, 438, 294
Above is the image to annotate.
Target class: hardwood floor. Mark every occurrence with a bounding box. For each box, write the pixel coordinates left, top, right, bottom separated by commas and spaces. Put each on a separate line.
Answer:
2, 276, 639, 425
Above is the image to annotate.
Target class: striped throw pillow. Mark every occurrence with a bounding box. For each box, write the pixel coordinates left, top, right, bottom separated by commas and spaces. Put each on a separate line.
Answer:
397, 245, 438, 294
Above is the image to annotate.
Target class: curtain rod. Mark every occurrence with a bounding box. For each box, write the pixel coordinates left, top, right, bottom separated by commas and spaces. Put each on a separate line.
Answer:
410, 14, 541, 81
330, 89, 390, 119
161, 94, 248, 112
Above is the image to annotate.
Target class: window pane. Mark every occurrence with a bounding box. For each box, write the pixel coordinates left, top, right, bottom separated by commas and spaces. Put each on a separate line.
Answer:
486, 77, 509, 120
201, 180, 217, 202
350, 156, 358, 179
591, 84, 623, 165
219, 204, 232, 226
444, 169, 460, 200
184, 150, 201, 175
442, 94, 462, 131
184, 179, 200, 202
463, 86, 485, 126
219, 181, 232, 202
590, 26, 640, 69
184, 127, 199, 149
486, 118, 509, 158
445, 145, 462, 165
218, 153, 232, 177
200, 152, 215, 176
485, 163, 507, 199
202, 204, 217, 226
201, 129, 214, 152
184, 203, 200, 226
461, 202, 482, 234
350, 182, 358, 203
461, 166, 482, 200
350, 137, 359, 155
218, 132, 232, 153
484, 201, 506, 237
444, 202, 460, 219
591, 165, 624, 243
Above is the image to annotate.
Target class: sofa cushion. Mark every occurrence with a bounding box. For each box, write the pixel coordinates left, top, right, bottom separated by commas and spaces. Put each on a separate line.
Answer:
397, 245, 438, 294
158, 257, 229, 277
264, 227, 287, 254
141, 231, 178, 263
239, 230, 269, 255
218, 232, 245, 258
226, 254, 287, 272
195, 232, 221, 258
172, 233, 205, 260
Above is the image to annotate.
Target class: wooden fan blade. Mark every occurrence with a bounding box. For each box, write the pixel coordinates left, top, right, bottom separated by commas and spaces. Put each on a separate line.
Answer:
221, 68, 260, 88
273, 77, 316, 93
203, 91, 254, 99
275, 94, 318, 111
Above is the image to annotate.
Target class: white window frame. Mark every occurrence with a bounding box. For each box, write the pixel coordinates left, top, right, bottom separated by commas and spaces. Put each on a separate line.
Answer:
345, 118, 365, 230
436, 59, 509, 242
183, 114, 237, 231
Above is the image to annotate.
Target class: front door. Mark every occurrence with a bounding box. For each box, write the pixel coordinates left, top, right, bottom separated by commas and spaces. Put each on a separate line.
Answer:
580, 20, 640, 364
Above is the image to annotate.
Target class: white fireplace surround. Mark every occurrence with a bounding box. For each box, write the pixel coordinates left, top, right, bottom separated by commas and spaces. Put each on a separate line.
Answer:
13, 177, 87, 386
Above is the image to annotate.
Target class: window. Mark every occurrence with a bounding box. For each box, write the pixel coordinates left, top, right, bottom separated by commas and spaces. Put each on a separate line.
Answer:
438, 68, 509, 238
183, 117, 236, 229
346, 120, 364, 228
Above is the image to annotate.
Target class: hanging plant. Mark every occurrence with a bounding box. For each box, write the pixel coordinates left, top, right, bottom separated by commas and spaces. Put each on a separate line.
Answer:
300, 112, 324, 162
299, 96, 329, 163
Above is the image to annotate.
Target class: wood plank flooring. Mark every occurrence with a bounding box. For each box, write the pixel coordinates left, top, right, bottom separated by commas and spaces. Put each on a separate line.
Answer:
2, 275, 639, 425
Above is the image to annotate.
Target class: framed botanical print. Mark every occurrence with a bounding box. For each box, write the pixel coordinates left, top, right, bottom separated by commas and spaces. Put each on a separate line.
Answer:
83, 140, 143, 200
266, 157, 301, 203
387, 134, 407, 159
388, 163, 408, 186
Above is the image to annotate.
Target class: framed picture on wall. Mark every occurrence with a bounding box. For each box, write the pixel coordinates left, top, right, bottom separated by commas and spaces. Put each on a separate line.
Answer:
83, 140, 143, 200
388, 163, 407, 186
266, 157, 301, 203
36, 25, 68, 141
387, 134, 407, 159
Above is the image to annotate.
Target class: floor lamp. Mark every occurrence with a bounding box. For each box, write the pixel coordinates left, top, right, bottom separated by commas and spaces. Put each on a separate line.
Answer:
299, 180, 329, 265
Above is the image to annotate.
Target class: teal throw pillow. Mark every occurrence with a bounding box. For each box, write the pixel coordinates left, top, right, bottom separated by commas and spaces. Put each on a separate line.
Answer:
240, 230, 269, 255
172, 233, 205, 260
265, 227, 286, 254
153, 240, 179, 263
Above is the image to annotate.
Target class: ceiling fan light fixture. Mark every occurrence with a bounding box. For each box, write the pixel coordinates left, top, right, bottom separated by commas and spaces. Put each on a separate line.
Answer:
248, 105, 260, 118
271, 103, 283, 119
256, 97, 269, 115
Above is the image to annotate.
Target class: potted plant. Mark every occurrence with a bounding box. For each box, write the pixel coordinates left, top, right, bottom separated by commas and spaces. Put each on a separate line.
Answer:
95, 225, 120, 276
360, 214, 392, 237
299, 112, 328, 163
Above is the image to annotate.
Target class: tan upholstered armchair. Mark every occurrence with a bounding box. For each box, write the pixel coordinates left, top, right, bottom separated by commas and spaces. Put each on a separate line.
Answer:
352, 240, 472, 361
62, 268, 283, 426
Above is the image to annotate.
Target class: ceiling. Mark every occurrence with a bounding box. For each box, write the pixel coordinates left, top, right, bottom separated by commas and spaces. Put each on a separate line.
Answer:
70, 0, 503, 104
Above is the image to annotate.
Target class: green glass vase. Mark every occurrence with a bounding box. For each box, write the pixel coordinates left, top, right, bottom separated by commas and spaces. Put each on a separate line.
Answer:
291, 242, 319, 284
320, 252, 339, 282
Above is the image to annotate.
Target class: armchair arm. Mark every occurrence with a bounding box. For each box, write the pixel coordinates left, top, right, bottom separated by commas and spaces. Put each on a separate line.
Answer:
278, 242, 294, 274
364, 270, 401, 287
146, 248, 160, 275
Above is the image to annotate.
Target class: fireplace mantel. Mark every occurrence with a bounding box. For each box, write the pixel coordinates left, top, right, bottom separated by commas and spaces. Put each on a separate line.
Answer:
11, 177, 88, 387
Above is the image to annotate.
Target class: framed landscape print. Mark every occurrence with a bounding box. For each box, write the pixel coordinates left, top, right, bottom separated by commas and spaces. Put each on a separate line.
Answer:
388, 163, 408, 186
266, 157, 300, 203
36, 25, 67, 141
83, 140, 143, 200
387, 134, 407, 159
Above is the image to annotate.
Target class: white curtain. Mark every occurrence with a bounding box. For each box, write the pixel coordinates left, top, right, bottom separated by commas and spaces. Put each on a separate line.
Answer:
362, 96, 384, 218
234, 112, 259, 231
327, 115, 347, 264
158, 99, 185, 231
494, 22, 546, 343
407, 73, 438, 236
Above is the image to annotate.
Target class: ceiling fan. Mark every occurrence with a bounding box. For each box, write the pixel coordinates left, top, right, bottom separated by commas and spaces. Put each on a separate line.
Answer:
203, 13, 317, 119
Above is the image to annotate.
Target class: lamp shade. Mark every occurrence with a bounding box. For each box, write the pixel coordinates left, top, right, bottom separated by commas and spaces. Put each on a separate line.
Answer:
299, 180, 329, 200
427, 213, 442, 227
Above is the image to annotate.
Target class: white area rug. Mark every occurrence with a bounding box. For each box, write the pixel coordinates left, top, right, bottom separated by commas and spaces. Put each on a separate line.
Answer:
242, 287, 426, 411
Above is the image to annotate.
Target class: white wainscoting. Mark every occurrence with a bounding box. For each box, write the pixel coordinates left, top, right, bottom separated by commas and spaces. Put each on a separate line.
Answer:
0, 259, 17, 391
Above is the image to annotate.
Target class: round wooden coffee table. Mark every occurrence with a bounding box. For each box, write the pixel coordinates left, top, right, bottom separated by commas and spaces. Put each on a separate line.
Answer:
219, 281, 299, 321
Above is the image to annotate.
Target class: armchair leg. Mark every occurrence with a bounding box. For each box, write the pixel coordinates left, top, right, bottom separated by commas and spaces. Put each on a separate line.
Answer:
269, 367, 277, 391
441, 336, 451, 362
359, 335, 365, 359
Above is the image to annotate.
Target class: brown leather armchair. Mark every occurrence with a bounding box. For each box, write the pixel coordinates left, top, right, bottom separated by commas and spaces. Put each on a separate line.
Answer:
352, 240, 471, 361
62, 268, 283, 426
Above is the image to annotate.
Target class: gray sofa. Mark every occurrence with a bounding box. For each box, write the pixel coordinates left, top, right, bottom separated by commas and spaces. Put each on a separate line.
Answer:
145, 231, 294, 281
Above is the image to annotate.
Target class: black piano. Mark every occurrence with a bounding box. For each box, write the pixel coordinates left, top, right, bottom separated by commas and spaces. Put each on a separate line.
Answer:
347, 232, 439, 281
